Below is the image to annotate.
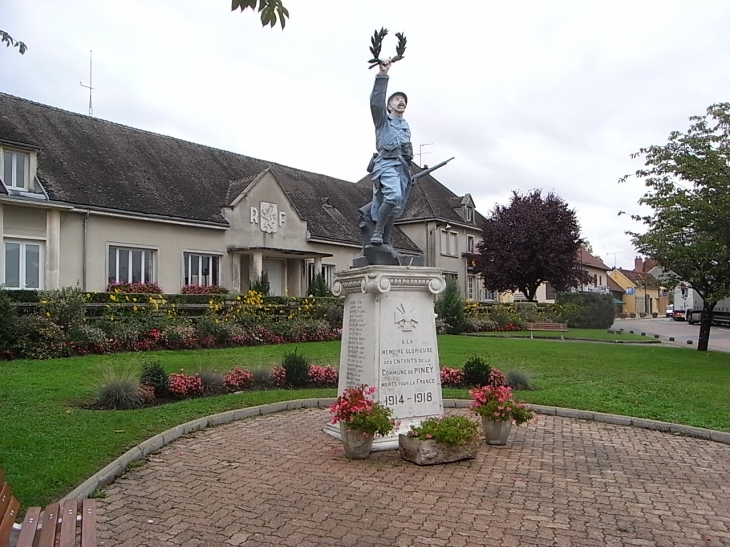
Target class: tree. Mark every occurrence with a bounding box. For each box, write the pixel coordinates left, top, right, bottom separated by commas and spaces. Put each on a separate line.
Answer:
1, 30, 26, 54
231, 0, 290, 29
476, 189, 586, 302
621, 102, 730, 351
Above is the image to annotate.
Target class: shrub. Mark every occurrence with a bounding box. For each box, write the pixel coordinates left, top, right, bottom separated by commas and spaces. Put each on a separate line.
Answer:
307, 364, 338, 387
462, 355, 491, 387
554, 293, 616, 329
160, 324, 196, 349
434, 278, 466, 334
0, 292, 19, 355
281, 348, 310, 387
96, 367, 143, 410
307, 273, 332, 297
14, 315, 65, 359
140, 360, 169, 396
223, 367, 254, 390
506, 370, 533, 391
67, 324, 109, 354
439, 367, 464, 388
464, 316, 496, 333
38, 287, 86, 331
168, 371, 203, 397
197, 369, 226, 395
250, 272, 270, 296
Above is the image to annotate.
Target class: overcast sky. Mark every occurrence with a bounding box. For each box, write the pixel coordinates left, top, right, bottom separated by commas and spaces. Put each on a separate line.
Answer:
3, 1, 729, 270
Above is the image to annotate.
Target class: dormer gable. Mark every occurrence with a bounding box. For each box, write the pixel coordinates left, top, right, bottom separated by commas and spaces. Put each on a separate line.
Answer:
455, 193, 476, 223
0, 140, 47, 200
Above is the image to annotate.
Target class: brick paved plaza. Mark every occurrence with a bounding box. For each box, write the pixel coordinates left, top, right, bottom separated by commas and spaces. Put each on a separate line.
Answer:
97, 408, 730, 547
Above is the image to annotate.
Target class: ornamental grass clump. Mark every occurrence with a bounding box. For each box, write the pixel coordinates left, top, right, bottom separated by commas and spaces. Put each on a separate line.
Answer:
470, 385, 534, 425
329, 385, 396, 436
406, 415, 480, 446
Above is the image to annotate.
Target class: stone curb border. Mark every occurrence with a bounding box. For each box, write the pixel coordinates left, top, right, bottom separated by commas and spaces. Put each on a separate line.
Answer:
62, 398, 730, 501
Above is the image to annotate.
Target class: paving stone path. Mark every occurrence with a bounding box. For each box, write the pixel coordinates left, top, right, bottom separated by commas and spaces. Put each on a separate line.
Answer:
97, 408, 730, 547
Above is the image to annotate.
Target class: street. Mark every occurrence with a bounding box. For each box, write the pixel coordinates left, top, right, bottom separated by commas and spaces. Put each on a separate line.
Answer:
611, 317, 730, 353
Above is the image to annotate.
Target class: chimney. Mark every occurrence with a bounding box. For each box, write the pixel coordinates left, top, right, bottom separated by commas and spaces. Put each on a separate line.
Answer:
423, 164, 428, 169
634, 256, 643, 272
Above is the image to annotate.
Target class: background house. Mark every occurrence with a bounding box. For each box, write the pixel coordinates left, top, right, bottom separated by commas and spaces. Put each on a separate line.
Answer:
0, 92, 490, 298
609, 257, 665, 316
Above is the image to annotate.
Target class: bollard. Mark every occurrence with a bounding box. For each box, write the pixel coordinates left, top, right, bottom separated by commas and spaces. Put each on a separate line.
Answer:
654, 334, 659, 338
687, 340, 693, 345
629, 330, 634, 334
669, 337, 675, 341
641, 332, 646, 336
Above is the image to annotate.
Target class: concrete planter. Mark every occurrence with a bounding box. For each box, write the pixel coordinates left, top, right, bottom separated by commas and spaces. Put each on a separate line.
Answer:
340, 423, 375, 459
398, 434, 480, 465
481, 418, 512, 445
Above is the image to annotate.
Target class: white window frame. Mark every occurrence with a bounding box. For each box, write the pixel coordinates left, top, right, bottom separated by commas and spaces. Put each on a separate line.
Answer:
306, 262, 335, 290
467, 275, 476, 301
183, 252, 221, 287
467, 235, 475, 254
465, 206, 473, 222
440, 230, 458, 257
3, 239, 44, 289
108, 245, 156, 285
2, 149, 30, 190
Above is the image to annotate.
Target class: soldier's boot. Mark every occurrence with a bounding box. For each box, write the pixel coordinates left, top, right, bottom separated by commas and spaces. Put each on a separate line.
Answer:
382, 217, 395, 246
370, 202, 395, 246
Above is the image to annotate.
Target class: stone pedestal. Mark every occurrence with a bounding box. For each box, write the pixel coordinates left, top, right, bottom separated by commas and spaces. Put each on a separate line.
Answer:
324, 265, 446, 450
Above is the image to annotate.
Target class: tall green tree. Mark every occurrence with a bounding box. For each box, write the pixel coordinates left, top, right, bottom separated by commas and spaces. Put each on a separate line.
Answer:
622, 102, 730, 351
231, 0, 290, 28
476, 190, 587, 302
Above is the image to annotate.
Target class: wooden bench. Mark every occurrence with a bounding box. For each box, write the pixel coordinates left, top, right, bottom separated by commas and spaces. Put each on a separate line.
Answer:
526, 322, 568, 340
1, 469, 97, 547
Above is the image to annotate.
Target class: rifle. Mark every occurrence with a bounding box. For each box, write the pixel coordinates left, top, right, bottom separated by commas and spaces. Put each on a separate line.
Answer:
411, 157, 455, 182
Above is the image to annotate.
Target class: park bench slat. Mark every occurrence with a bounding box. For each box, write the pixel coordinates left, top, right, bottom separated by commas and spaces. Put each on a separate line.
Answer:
59, 499, 78, 547
15, 506, 41, 547
37, 501, 59, 547
81, 499, 97, 547
0, 485, 19, 547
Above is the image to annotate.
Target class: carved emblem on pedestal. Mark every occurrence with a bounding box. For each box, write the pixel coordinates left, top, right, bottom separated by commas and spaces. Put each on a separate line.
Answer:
395, 303, 418, 331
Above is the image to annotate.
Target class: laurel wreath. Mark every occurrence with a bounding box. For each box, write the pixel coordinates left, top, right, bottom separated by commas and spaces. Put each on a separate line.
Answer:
368, 27, 407, 69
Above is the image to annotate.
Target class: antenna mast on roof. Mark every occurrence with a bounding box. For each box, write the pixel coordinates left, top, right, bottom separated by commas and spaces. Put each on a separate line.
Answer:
80, 50, 94, 116
417, 143, 433, 166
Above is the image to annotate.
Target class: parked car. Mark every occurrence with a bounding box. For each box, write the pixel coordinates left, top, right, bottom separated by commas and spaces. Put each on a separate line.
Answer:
665, 304, 674, 318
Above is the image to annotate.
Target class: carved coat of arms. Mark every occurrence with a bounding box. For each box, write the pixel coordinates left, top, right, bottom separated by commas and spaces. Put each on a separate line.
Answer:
260, 202, 278, 234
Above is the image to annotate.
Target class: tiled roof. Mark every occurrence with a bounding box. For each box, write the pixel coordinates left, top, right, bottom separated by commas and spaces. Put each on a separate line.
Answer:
607, 276, 624, 293
0, 92, 420, 252
616, 268, 660, 287
579, 248, 610, 270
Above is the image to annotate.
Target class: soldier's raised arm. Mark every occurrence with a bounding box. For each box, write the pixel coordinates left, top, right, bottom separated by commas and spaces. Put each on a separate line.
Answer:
370, 60, 391, 127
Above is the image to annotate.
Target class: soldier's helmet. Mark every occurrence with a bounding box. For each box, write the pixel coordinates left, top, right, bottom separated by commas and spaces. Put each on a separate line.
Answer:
387, 92, 408, 112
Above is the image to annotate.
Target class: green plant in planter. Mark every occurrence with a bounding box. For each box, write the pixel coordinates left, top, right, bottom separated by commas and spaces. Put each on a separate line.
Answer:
406, 415, 480, 445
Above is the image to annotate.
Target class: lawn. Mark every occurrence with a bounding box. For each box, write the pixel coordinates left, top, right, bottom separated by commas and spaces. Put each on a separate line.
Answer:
1, 333, 729, 509
465, 328, 651, 341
